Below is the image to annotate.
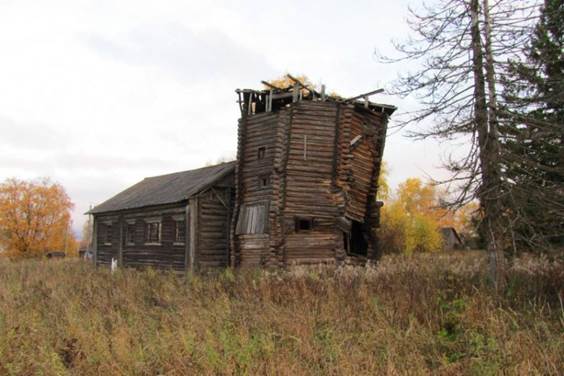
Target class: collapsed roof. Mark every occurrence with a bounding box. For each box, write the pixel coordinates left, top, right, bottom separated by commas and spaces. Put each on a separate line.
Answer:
236, 74, 397, 117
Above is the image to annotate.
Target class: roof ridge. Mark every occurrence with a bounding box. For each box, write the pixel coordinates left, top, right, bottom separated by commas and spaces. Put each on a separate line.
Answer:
143, 160, 236, 180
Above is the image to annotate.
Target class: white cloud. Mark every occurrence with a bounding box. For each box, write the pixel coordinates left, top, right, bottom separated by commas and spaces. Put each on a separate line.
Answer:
0, 0, 453, 237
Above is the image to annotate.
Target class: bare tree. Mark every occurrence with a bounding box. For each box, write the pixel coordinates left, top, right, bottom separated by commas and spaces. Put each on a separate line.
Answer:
380, 0, 542, 289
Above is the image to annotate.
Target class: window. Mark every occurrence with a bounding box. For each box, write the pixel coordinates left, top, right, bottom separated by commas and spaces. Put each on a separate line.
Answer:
258, 174, 271, 188
145, 220, 161, 244
125, 222, 136, 245
295, 217, 314, 232
235, 203, 269, 235
174, 219, 186, 244
103, 223, 112, 245
257, 146, 266, 160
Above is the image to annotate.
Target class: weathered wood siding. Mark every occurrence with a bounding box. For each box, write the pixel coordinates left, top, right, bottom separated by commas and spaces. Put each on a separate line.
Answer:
234, 99, 389, 267
122, 213, 186, 270
240, 112, 277, 206
196, 188, 231, 268
95, 215, 119, 265
346, 108, 376, 222
238, 234, 270, 267
94, 187, 233, 271
281, 102, 340, 264
233, 111, 277, 266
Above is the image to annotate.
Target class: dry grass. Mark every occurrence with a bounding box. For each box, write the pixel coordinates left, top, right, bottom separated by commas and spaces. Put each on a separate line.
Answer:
0, 252, 562, 375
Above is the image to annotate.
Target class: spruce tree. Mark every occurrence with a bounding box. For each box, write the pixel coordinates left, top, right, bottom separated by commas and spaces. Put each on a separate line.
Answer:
501, 0, 563, 251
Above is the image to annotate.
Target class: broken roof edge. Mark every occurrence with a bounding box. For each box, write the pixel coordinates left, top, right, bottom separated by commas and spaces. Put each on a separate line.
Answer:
236, 87, 397, 116
86, 161, 236, 215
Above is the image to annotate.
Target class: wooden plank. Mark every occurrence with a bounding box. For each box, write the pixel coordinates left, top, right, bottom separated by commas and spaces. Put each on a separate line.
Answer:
189, 197, 199, 270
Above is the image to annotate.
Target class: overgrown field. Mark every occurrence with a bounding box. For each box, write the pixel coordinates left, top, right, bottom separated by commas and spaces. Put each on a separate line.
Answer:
0, 252, 562, 375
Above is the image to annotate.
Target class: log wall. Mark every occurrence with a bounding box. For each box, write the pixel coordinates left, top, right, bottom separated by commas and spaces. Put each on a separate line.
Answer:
94, 186, 233, 271
196, 188, 231, 268
234, 99, 389, 267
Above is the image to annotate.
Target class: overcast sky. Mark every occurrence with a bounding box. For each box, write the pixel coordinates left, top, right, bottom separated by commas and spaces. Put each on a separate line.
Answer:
0, 0, 457, 236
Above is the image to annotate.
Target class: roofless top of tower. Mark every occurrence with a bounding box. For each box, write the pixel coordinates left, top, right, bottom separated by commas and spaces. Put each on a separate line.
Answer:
235, 74, 397, 117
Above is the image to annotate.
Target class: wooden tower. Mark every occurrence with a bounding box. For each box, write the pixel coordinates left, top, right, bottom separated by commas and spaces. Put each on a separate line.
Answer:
231, 77, 396, 267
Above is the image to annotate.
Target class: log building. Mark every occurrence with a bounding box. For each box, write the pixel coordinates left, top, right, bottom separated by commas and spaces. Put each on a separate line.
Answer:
89, 162, 234, 270
232, 80, 396, 266
90, 77, 395, 270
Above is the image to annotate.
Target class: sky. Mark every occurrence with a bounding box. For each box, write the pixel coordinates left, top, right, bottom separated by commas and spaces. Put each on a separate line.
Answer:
0, 0, 456, 236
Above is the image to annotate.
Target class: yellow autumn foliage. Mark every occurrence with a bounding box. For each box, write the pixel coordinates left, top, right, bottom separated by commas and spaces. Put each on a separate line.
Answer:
379, 178, 443, 254
0, 178, 77, 259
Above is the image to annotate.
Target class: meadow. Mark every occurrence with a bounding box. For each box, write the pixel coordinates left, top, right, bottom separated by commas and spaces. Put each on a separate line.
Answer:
0, 252, 562, 375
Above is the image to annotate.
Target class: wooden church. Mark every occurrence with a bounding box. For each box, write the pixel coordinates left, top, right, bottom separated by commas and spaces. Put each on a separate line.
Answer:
89, 77, 395, 270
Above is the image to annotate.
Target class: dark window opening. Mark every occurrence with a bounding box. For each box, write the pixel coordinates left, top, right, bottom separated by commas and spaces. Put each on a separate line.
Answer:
126, 223, 135, 245
175, 220, 186, 243
258, 175, 271, 188
295, 217, 314, 232
257, 146, 266, 160
349, 220, 368, 256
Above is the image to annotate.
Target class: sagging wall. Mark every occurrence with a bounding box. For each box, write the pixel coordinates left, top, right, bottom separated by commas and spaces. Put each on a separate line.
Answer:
233, 100, 388, 267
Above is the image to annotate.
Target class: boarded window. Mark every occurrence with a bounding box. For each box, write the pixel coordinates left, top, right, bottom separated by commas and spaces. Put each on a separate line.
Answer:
145, 220, 161, 244
236, 202, 269, 235
175, 220, 186, 243
126, 223, 136, 245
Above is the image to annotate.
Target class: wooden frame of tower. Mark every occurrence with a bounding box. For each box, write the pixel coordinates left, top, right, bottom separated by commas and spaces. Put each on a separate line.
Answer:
231, 76, 396, 267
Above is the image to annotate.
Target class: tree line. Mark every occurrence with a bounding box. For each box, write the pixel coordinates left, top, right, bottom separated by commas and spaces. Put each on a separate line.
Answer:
380, 0, 562, 288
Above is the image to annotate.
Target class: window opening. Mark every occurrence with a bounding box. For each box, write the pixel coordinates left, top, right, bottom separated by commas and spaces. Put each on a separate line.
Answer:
295, 217, 314, 232
126, 223, 135, 245
258, 175, 271, 188
257, 146, 266, 160
145, 221, 161, 244
349, 220, 368, 256
104, 223, 112, 245
175, 220, 186, 243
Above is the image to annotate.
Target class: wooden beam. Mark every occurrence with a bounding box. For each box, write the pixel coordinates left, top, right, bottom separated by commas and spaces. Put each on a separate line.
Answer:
261, 80, 282, 90
184, 204, 190, 271
211, 188, 229, 209
345, 88, 384, 102
118, 215, 123, 267
286, 74, 320, 96
189, 196, 199, 270
92, 216, 98, 265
